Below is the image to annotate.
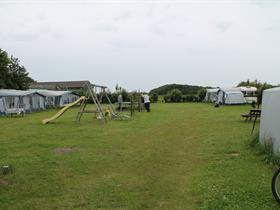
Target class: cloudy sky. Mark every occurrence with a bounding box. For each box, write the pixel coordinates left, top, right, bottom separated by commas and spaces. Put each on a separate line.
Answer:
0, 0, 280, 91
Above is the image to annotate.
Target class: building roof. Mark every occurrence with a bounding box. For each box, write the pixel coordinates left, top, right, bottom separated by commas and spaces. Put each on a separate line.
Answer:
30, 80, 91, 90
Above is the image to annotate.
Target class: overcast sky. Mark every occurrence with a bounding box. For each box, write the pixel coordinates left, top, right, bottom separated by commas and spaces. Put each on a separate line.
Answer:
0, 0, 280, 91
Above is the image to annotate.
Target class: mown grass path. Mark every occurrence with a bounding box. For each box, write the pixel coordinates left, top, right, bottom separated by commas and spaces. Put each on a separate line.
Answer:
0, 103, 279, 209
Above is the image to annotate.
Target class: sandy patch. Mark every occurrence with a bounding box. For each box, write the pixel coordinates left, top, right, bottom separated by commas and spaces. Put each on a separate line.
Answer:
53, 147, 79, 154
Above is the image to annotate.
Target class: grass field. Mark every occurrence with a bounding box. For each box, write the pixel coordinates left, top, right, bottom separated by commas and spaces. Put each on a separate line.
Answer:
0, 103, 279, 210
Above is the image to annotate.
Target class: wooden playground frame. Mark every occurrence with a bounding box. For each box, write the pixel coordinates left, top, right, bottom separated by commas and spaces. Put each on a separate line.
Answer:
76, 83, 130, 123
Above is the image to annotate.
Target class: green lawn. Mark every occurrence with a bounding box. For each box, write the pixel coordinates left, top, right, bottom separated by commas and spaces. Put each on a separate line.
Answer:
0, 103, 279, 210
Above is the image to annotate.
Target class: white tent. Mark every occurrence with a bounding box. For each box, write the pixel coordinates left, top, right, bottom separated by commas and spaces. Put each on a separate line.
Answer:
32, 90, 79, 107
204, 88, 219, 103
259, 87, 280, 153
0, 89, 45, 113
217, 88, 246, 105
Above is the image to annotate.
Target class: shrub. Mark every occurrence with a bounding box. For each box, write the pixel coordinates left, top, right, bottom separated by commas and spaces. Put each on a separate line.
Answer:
198, 88, 207, 102
150, 93, 158, 103
185, 95, 195, 102
166, 89, 183, 102
163, 95, 170, 103
257, 83, 274, 106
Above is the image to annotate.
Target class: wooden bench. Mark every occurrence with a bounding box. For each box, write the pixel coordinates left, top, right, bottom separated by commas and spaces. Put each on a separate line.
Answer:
242, 109, 261, 122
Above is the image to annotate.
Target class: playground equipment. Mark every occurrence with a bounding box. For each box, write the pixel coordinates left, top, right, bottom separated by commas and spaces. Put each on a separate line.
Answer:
76, 83, 130, 122
42, 96, 86, 124
42, 83, 129, 124
119, 91, 144, 115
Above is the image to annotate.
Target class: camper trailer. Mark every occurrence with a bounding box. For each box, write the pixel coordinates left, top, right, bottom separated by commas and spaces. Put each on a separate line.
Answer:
236, 86, 257, 103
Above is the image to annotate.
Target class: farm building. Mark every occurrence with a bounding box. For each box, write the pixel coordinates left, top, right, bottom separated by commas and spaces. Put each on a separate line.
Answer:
33, 90, 80, 107
217, 88, 246, 105
204, 88, 219, 103
0, 89, 45, 114
260, 87, 280, 153
30, 80, 91, 91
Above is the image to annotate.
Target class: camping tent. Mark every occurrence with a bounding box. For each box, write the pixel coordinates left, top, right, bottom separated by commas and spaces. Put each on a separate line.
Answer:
259, 87, 280, 153
217, 88, 246, 105
204, 88, 219, 103
0, 89, 45, 113
32, 90, 79, 107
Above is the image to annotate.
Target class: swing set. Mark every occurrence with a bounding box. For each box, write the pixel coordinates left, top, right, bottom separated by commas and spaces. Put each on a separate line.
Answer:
42, 83, 130, 124
76, 83, 130, 122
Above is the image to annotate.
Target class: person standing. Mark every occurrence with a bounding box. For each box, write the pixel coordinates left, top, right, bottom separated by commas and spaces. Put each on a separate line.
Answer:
118, 94, 123, 111
142, 94, 150, 112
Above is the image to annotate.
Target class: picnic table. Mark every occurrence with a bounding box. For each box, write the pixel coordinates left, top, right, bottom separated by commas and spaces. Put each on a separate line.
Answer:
242, 109, 261, 122
5, 108, 25, 117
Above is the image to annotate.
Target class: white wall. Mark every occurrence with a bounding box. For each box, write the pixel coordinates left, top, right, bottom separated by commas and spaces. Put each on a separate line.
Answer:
260, 88, 280, 153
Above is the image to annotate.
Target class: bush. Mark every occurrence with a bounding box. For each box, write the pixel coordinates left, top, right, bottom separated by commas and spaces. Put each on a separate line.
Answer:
166, 89, 183, 102
193, 95, 200, 102
198, 88, 207, 102
150, 93, 158, 103
257, 83, 274, 105
109, 92, 118, 103
185, 95, 195, 102
163, 95, 170, 103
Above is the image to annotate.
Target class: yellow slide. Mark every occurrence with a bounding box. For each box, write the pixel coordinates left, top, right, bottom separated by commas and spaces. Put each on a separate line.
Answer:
42, 96, 86, 124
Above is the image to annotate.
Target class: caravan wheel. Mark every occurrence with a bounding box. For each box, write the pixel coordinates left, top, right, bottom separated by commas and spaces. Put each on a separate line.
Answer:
272, 167, 280, 204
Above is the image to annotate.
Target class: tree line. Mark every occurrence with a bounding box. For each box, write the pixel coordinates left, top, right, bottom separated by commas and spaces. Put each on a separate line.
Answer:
149, 80, 278, 103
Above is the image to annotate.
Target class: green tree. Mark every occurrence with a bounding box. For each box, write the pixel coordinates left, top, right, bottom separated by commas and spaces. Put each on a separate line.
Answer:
120, 89, 129, 102
237, 79, 263, 89
0, 48, 34, 89
257, 83, 274, 105
0, 49, 10, 88
184, 95, 195, 102
150, 93, 158, 103
197, 88, 207, 102
166, 89, 183, 102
